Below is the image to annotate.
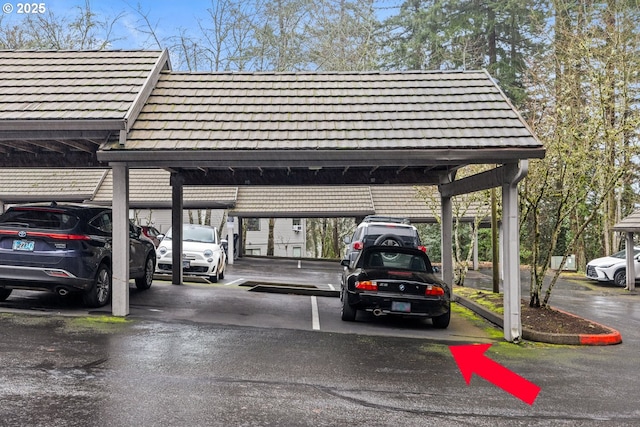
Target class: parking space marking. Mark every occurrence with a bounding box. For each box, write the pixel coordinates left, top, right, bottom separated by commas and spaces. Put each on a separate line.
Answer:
311, 296, 320, 330
225, 278, 245, 286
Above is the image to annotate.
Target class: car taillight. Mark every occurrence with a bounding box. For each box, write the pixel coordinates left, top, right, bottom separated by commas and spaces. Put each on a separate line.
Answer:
355, 280, 378, 291
425, 285, 445, 296
353, 241, 363, 250
418, 245, 427, 253
0, 229, 90, 240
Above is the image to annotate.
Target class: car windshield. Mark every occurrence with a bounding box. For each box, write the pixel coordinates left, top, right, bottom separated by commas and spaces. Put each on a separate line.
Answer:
0, 208, 78, 230
165, 225, 217, 243
363, 250, 430, 272
610, 248, 640, 259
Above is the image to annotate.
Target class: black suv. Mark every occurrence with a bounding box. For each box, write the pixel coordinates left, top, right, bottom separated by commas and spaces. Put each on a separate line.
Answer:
343, 216, 424, 264
0, 203, 156, 307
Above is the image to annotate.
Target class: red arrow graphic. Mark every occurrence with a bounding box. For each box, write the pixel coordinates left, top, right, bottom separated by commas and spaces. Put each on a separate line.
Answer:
449, 343, 541, 405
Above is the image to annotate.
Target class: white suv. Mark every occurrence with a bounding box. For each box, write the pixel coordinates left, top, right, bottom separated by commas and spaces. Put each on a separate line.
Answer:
342, 216, 425, 264
586, 247, 640, 287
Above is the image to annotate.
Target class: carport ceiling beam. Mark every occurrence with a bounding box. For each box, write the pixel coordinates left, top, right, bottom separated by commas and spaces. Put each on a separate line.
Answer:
439, 163, 525, 197
97, 148, 546, 167
174, 167, 442, 186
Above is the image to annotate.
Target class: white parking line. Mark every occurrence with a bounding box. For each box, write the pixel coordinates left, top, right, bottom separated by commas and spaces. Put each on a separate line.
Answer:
224, 278, 245, 286
327, 283, 335, 290
311, 296, 320, 330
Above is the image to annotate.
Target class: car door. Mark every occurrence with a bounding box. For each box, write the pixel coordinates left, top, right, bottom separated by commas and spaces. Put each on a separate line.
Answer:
128, 222, 148, 276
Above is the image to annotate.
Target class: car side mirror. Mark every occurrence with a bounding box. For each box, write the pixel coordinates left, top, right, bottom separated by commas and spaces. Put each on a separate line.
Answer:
341, 259, 350, 267
221, 239, 228, 251
157, 234, 165, 241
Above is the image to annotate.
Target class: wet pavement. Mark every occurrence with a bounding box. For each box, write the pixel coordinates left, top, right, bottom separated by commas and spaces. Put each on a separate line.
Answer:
1, 258, 640, 426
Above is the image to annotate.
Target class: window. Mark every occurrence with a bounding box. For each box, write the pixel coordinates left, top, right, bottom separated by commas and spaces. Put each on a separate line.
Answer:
90, 212, 112, 233
1, 209, 78, 230
246, 218, 260, 231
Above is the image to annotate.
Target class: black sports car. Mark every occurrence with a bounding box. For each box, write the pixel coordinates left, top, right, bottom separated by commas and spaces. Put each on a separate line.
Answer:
340, 245, 450, 328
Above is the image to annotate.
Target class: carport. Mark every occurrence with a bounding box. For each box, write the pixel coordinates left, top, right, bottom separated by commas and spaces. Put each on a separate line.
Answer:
0, 50, 545, 341
613, 211, 640, 291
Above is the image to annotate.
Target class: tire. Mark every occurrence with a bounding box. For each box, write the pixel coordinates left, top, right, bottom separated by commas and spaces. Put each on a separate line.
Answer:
374, 234, 403, 247
341, 289, 357, 321
135, 255, 155, 290
83, 264, 112, 308
219, 260, 225, 280
209, 270, 219, 283
0, 288, 12, 301
432, 309, 451, 329
613, 270, 626, 287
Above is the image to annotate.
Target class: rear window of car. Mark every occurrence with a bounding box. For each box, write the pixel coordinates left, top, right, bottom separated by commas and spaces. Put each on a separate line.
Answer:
0, 208, 78, 230
367, 225, 416, 236
363, 250, 432, 272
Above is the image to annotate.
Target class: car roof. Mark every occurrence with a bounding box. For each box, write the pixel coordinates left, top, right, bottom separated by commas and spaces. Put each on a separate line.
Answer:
359, 221, 416, 230
360, 215, 411, 225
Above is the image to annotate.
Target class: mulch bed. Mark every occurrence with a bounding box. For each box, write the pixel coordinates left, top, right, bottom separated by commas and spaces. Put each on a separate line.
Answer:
459, 289, 611, 335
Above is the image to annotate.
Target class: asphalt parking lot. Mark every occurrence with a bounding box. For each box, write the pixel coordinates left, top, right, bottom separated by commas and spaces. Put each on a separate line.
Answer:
0, 257, 494, 342
3, 257, 640, 426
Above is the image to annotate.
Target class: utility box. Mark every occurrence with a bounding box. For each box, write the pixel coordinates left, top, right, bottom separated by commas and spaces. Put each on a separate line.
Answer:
551, 255, 577, 271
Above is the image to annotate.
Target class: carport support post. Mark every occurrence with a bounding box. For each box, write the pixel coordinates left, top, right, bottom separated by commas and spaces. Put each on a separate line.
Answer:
440, 195, 454, 287
502, 162, 526, 342
111, 163, 130, 316
625, 232, 635, 291
171, 173, 184, 285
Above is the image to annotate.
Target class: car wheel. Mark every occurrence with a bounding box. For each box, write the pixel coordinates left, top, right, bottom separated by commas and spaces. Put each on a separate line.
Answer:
341, 289, 357, 321
219, 261, 225, 280
83, 264, 112, 308
374, 234, 403, 247
0, 288, 12, 301
613, 270, 626, 287
432, 309, 451, 329
209, 270, 219, 283
135, 255, 155, 290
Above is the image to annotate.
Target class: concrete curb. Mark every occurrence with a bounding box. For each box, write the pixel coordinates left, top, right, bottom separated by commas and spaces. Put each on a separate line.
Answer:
248, 284, 340, 298
453, 294, 622, 345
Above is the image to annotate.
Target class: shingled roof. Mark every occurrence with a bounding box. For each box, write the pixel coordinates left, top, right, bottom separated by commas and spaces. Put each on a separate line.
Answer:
613, 210, 640, 233
98, 70, 544, 187
0, 50, 170, 167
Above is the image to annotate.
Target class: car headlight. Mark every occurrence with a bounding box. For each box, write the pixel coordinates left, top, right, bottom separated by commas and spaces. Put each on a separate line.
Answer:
598, 264, 614, 269
159, 246, 167, 256
204, 249, 213, 258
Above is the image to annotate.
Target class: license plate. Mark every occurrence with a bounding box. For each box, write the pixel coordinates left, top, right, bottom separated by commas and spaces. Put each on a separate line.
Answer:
182, 260, 190, 269
13, 239, 35, 251
391, 301, 411, 313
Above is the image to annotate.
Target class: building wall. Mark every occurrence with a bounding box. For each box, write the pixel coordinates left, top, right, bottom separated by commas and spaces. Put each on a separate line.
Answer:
243, 218, 306, 257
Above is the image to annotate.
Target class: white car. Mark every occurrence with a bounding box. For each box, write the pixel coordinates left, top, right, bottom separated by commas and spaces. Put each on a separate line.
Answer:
156, 224, 227, 282
586, 247, 640, 287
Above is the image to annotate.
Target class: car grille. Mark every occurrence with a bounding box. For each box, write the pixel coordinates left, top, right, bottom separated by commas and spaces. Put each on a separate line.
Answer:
586, 265, 597, 278
157, 263, 208, 274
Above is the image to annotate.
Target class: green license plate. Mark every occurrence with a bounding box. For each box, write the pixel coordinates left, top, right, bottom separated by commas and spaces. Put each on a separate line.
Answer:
391, 301, 411, 313
13, 239, 35, 251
